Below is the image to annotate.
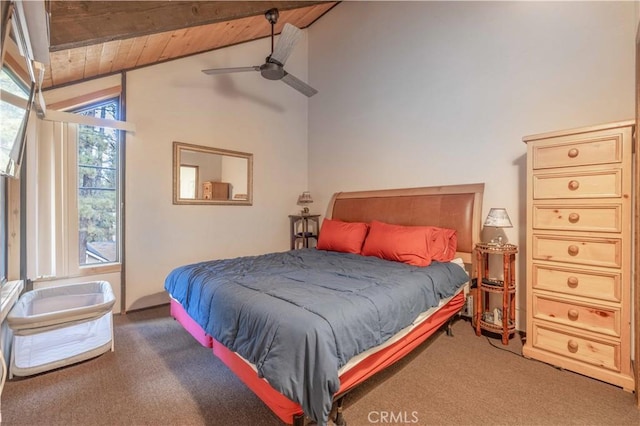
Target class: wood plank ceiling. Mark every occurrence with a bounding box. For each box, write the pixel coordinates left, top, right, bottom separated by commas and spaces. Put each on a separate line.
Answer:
43, 1, 338, 89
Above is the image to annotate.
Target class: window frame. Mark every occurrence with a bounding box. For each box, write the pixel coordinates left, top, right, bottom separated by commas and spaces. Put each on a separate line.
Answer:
72, 97, 122, 268
0, 64, 30, 286
0, 174, 7, 285
29, 94, 124, 282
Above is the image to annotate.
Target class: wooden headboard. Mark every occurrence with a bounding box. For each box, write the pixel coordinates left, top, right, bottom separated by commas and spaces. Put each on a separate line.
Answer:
325, 183, 485, 264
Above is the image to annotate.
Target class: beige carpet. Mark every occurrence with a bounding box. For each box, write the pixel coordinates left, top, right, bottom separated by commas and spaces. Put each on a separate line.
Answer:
1, 305, 639, 425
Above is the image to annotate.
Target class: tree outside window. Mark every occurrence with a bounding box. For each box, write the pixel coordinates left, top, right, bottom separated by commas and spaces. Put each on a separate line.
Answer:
74, 99, 120, 265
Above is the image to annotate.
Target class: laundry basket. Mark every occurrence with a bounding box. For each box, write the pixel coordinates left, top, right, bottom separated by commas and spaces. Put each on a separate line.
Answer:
7, 281, 116, 378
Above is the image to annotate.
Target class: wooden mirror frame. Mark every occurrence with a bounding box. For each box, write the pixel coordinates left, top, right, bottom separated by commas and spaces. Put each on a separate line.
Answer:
172, 141, 253, 205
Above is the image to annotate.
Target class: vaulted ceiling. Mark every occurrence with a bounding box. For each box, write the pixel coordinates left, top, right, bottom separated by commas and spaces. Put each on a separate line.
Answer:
43, 1, 338, 89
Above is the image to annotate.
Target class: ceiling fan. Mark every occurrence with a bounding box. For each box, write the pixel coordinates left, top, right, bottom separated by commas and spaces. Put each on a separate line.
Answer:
201, 8, 318, 97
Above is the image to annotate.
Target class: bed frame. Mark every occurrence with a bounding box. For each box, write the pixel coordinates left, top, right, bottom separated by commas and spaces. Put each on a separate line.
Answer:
170, 183, 484, 425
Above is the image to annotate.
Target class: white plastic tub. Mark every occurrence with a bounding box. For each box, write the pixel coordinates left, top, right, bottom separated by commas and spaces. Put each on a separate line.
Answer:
7, 281, 116, 378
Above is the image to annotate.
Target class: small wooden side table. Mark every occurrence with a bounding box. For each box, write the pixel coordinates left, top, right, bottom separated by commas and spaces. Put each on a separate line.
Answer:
288, 215, 320, 250
474, 242, 517, 345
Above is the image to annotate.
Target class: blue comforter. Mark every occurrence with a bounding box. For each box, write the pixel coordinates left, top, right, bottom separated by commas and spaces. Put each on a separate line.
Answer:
164, 249, 468, 425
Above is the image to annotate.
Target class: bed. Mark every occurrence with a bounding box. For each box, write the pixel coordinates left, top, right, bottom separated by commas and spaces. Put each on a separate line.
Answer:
165, 183, 484, 426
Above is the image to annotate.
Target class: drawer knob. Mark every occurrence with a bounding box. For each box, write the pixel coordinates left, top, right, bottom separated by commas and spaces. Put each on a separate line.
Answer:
567, 276, 579, 287
568, 213, 580, 223
567, 309, 579, 321
567, 340, 579, 353
568, 180, 580, 191
567, 148, 579, 158
568, 245, 580, 256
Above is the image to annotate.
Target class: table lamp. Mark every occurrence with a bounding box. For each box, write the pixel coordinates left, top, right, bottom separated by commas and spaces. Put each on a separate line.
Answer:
297, 191, 313, 215
483, 207, 513, 246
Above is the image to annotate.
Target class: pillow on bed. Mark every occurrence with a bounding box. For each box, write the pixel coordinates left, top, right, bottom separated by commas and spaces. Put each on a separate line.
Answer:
425, 226, 458, 262
316, 218, 369, 254
360, 220, 431, 267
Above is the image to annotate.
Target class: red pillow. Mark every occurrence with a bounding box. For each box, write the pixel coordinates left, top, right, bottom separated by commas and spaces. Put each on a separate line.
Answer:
316, 219, 369, 254
425, 226, 458, 262
361, 221, 431, 267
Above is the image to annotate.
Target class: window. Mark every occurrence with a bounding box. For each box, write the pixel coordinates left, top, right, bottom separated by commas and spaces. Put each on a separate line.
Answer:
0, 65, 31, 177
0, 66, 29, 285
179, 165, 198, 199
72, 99, 121, 266
30, 94, 124, 280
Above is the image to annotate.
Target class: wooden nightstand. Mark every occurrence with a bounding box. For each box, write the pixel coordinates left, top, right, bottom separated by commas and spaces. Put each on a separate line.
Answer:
474, 242, 517, 345
288, 215, 320, 250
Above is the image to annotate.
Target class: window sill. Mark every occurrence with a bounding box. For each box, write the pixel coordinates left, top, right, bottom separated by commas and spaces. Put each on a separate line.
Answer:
1, 280, 24, 323
33, 263, 121, 283
79, 263, 121, 276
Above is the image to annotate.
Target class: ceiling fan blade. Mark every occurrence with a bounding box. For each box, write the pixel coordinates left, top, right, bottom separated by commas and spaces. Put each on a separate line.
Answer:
281, 72, 318, 97
202, 66, 260, 75
270, 23, 302, 65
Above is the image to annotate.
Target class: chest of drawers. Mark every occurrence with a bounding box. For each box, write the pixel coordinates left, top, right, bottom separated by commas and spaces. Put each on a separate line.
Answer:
523, 121, 635, 391
203, 181, 230, 200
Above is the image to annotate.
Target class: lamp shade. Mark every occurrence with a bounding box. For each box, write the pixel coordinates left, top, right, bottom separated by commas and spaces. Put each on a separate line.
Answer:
297, 191, 313, 206
484, 208, 513, 228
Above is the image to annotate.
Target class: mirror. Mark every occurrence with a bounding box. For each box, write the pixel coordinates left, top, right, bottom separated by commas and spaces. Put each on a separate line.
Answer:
173, 141, 253, 205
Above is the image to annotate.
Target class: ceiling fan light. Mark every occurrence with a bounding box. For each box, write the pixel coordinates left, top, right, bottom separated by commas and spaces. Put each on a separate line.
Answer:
260, 62, 285, 80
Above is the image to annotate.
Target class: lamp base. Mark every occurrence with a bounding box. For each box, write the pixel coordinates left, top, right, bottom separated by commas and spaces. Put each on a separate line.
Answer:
300, 207, 310, 216
490, 236, 506, 247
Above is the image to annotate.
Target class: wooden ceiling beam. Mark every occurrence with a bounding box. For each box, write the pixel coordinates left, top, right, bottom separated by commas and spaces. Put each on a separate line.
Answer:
49, 1, 333, 52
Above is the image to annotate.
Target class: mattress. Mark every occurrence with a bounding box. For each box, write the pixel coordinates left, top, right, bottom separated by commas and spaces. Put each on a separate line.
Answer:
165, 250, 469, 424
169, 290, 466, 424
234, 257, 468, 373
168, 256, 468, 424
171, 258, 468, 377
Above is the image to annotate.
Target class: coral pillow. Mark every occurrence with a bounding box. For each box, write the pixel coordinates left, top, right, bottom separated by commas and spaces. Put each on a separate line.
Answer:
361, 221, 431, 267
316, 219, 369, 254
425, 226, 458, 262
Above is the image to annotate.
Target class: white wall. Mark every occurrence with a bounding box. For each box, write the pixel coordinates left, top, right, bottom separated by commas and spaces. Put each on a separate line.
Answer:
307, 1, 636, 328
125, 34, 310, 310
222, 155, 248, 197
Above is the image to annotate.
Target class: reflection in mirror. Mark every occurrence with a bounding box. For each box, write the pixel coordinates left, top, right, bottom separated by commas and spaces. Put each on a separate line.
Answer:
173, 141, 253, 205
179, 165, 198, 199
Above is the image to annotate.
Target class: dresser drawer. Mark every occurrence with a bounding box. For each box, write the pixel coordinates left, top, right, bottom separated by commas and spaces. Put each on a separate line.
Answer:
532, 136, 622, 169
532, 234, 621, 268
532, 263, 620, 302
532, 294, 620, 337
532, 204, 621, 233
531, 323, 620, 372
533, 169, 622, 200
